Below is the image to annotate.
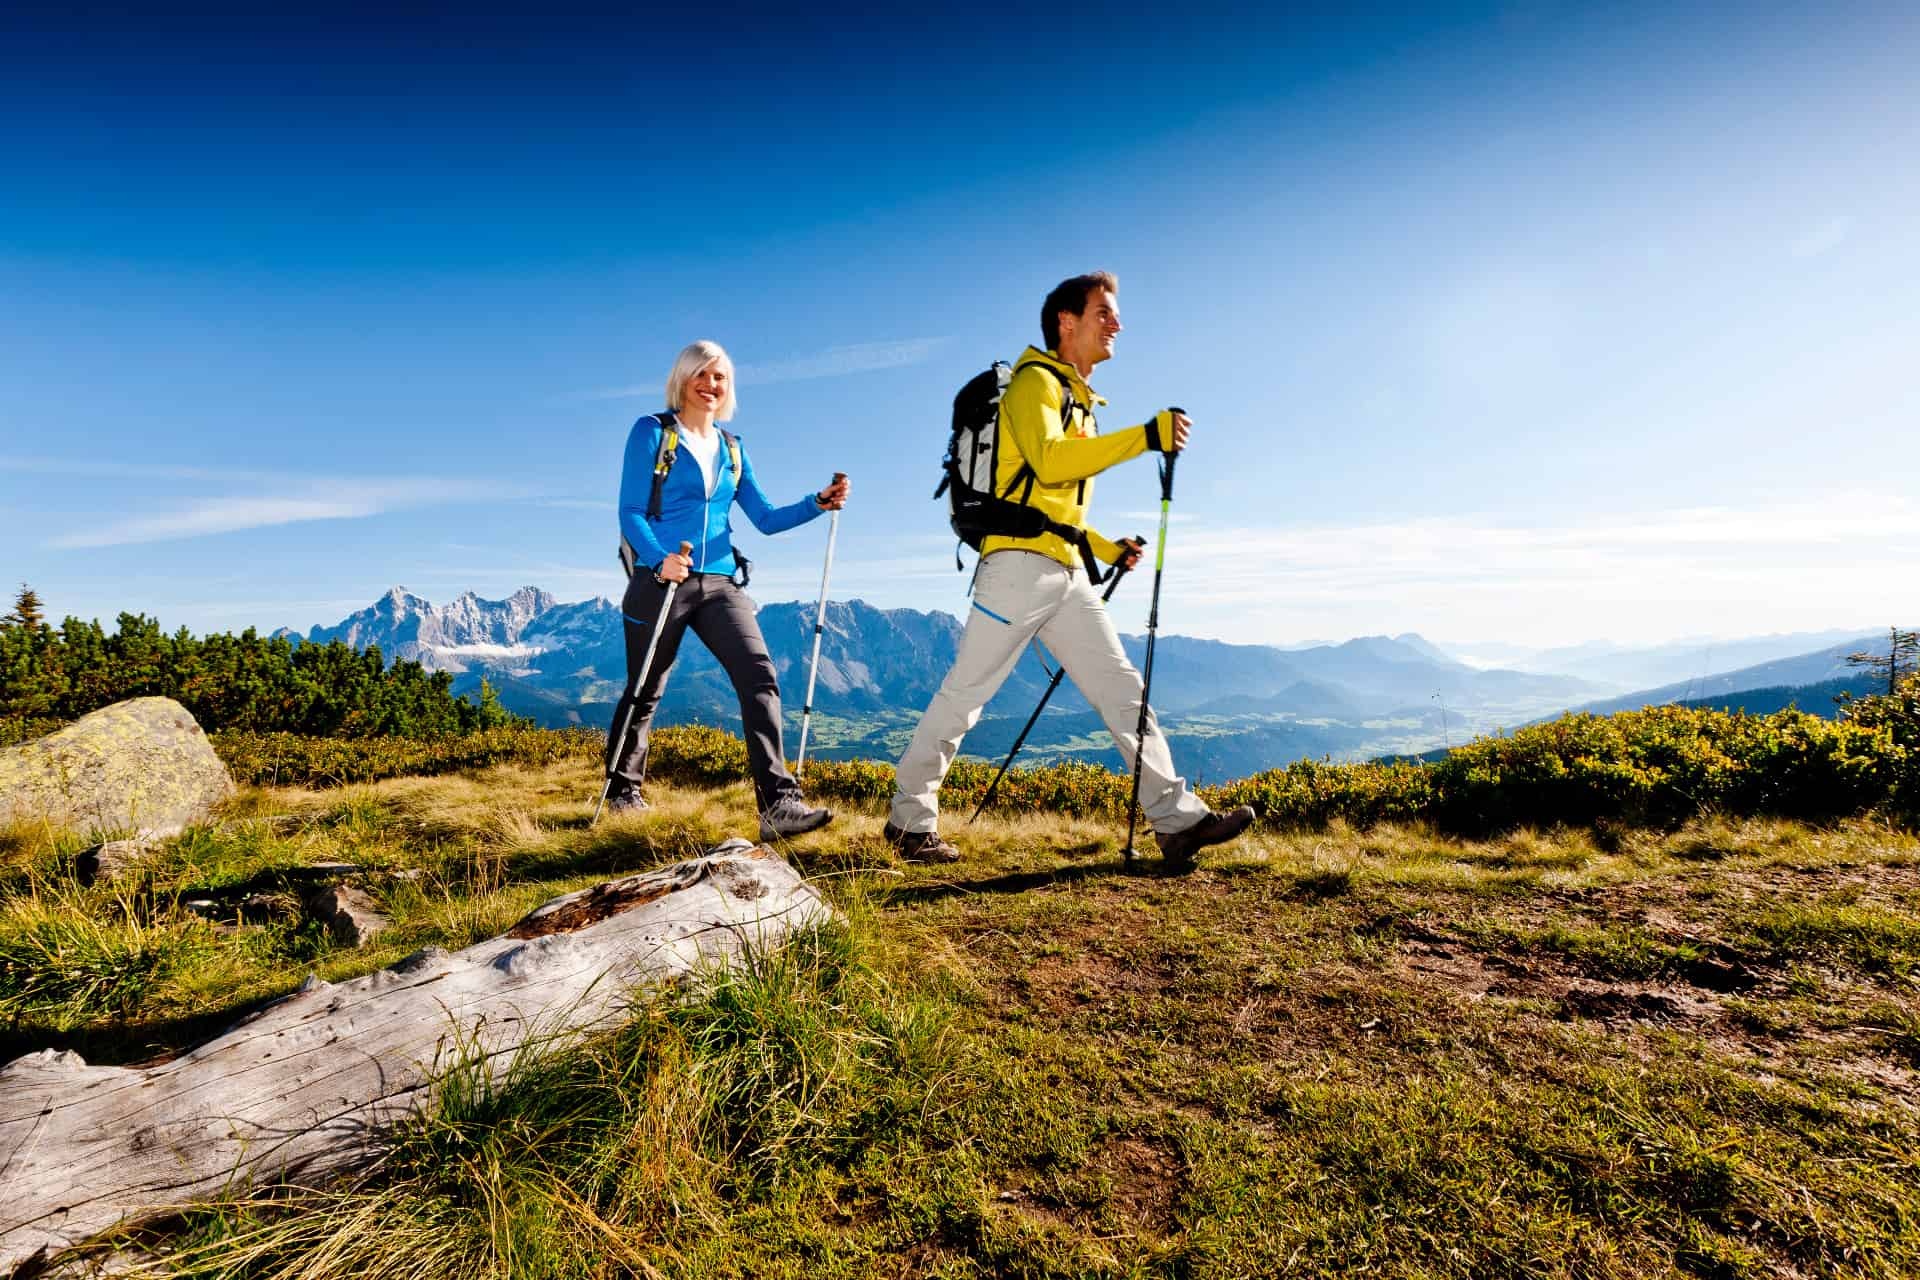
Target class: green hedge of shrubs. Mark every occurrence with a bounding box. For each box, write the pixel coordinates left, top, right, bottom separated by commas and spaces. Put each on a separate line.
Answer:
674, 697, 1920, 833
15, 680, 1916, 833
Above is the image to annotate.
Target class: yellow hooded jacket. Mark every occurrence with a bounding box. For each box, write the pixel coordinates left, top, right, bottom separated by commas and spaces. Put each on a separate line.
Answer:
981, 346, 1153, 570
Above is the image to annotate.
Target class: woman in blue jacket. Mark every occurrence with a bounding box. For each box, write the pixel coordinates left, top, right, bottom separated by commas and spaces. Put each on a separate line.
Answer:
605, 339, 849, 839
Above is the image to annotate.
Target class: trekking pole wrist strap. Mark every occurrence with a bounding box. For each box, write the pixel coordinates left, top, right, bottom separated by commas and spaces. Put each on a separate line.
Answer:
1143, 408, 1184, 455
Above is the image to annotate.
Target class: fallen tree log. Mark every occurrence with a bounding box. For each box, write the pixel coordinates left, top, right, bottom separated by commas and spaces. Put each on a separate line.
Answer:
0, 838, 834, 1274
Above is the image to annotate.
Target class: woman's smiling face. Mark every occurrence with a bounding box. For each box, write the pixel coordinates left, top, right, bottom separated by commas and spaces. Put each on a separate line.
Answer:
685, 360, 729, 416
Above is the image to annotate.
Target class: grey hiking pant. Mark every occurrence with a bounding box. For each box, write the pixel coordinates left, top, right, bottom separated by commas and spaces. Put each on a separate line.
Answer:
605, 571, 802, 812
889, 550, 1210, 836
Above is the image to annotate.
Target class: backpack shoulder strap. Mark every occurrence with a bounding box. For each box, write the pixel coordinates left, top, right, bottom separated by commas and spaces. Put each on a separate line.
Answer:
1018, 363, 1087, 501
1017, 360, 1076, 401
720, 429, 742, 483
997, 363, 1081, 504
646, 411, 679, 521
1007, 361, 1082, 433
1044, 364, 1081, 423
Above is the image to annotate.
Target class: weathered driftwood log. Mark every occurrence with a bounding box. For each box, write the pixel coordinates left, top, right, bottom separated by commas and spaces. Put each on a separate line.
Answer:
0, 697, 233, 840
0, 839, 834, 1273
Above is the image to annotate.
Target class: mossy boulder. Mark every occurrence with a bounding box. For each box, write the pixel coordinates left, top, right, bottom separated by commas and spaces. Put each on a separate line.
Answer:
0, 697, 233, 838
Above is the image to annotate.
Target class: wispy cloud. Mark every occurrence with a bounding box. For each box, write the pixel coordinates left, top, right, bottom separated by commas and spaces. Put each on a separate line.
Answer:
0, 455, 281, 483
735, 338, 951, 385
48, 478, 533, 549
573, 337, 951, 401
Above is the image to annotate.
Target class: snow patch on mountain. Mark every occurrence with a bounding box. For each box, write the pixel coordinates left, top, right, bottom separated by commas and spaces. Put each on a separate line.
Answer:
305, 586, 586, 674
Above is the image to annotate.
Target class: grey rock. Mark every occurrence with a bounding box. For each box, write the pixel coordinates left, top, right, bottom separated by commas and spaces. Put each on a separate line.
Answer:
75, 837, 162, 886
0, 697, 233, 839
305, 885, 391, 948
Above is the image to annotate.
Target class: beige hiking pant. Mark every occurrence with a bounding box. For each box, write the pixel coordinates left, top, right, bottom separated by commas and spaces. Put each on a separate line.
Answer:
889, 550, 1211, 836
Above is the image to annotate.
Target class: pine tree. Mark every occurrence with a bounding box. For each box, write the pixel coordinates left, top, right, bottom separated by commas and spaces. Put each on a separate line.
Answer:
4, 585, 45, 631
1847, 627, 1920, 698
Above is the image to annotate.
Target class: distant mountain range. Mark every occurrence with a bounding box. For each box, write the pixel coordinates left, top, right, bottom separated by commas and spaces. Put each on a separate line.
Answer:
286, 588, 1905, 780
1439, 629, 1870, 692
1568, 635, 1884, 717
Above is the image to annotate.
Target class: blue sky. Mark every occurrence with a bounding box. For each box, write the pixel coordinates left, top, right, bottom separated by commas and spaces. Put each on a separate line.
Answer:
3, 1, 1915, 650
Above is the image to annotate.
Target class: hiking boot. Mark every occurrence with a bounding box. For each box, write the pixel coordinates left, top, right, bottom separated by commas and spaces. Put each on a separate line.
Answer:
1155, 805, 1255, 869
604, 785, 650, 815
882, 821, 960, 863
759, 793, 833, 841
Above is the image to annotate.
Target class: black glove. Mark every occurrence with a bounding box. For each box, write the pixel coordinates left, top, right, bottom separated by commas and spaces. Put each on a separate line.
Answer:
1143, 407, 1186, 454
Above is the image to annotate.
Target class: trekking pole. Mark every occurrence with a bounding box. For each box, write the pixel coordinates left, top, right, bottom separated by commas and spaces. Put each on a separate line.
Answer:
592, 540, 692, 825
969, 557, 1134, 823
1122, 445, 1179, 861
794, 473, 845, 773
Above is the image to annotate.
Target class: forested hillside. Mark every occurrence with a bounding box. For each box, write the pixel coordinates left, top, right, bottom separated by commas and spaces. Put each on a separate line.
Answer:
0, 588, 512, 737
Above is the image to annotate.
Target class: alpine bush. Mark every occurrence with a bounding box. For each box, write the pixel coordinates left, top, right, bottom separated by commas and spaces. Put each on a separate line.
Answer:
0, 607, 515, 737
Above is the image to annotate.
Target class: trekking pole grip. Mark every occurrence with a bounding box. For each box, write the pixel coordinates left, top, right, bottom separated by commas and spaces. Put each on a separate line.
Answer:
657, 541, 691, 584
1101, 540, 1143, 601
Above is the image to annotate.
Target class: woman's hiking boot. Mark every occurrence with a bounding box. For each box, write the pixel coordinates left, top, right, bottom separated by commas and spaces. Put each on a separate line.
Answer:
1155, 805, 1255, 869
759, 793, 833, 841
605, 784, 650, 816
882, 821, 961, 863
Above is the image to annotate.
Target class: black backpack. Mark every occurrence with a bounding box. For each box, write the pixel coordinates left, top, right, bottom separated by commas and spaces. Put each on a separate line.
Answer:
934, 361, 1107, 579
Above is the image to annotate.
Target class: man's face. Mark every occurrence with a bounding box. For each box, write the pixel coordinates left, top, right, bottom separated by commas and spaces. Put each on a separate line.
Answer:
1059, 288, 1122, 368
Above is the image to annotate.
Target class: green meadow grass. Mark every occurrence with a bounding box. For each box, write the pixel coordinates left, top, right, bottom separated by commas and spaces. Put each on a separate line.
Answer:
5, 757, 1918, 1278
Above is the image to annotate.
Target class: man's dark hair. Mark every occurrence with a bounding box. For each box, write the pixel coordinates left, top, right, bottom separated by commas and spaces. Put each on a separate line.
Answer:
1041, 271, 1119, 351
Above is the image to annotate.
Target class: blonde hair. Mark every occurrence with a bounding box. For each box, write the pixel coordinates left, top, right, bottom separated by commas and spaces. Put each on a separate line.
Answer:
664, 339, 738, 421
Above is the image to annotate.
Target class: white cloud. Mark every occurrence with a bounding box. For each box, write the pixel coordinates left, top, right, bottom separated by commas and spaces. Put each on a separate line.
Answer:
48, 479, 532, 549
1129, 493, 1919, 647
575, 337, 951, 401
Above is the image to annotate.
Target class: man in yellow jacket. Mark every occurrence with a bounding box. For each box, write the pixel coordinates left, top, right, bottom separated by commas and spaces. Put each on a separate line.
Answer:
885, 272, 1255, 867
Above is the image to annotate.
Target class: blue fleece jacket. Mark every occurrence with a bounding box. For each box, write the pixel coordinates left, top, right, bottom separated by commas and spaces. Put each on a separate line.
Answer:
618, 414, 824, 577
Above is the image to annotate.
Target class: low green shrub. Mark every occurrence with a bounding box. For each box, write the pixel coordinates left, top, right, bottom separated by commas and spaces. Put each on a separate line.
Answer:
1212, 757, 1435, 831
177, 671, 1920, 834
1430, 704, 1908, 834
213, 726, 605, 787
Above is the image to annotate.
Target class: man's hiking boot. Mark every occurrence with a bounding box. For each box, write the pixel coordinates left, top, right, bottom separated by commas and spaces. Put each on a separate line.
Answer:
759, 794, 833, 841
882, 821, 961, 863
1156, 805, 1255, 869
